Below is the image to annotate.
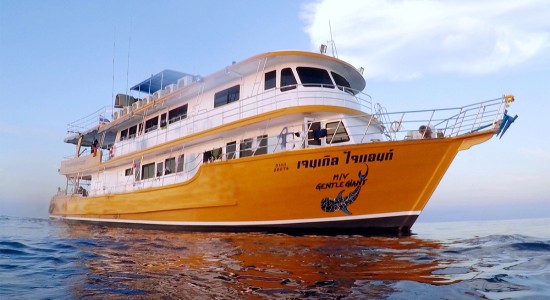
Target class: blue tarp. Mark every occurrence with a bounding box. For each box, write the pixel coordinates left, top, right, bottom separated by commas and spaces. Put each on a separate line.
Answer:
130, 69, 191, 94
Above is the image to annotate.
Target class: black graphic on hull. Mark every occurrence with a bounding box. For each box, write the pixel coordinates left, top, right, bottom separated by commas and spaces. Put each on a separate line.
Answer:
320, 165, 369, 215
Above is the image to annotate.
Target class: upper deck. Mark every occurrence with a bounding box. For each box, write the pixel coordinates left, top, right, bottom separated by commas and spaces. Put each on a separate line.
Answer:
63, 50, 371, 150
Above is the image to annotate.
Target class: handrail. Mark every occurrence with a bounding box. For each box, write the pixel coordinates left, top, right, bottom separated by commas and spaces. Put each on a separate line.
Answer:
67, 94, 511, 197
66, 106, 111, 134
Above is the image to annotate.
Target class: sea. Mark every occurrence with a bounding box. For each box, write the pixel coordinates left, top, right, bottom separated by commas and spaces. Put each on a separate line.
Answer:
0, 216, 549, 300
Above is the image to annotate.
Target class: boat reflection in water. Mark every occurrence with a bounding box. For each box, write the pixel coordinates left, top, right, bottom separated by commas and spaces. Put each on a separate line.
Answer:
58, 222, 459, 299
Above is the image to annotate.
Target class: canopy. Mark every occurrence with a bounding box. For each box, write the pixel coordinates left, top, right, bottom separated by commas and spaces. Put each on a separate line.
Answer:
130, 69, 191, 94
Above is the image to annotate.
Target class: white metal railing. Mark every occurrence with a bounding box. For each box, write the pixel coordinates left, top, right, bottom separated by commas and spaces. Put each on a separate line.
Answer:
359, 96, 511, 141
66, 106, 111, 134
76, 95, 513, 197
108, 84, 372, 159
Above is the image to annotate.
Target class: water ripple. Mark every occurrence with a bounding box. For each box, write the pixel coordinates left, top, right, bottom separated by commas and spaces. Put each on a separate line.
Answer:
1, 216, 549, 299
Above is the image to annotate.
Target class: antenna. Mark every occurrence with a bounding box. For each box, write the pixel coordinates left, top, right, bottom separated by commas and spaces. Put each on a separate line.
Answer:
329, 20, 338, 58
125, 17, 133, 96
111, 28, 116, 117
126, 34, 131, 95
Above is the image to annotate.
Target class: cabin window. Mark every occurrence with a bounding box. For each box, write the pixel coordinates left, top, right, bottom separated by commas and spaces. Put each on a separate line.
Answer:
156, 162, 164, 177
264, 70, 276, 90
280, 68, 297, 92
296, 67, 334, 88
141, 163, 155, 180
331, 71, 353, 94
226, 141, 236, 159
176, 154, 185, 172
124, 168, 133, 176
129, 125, 137, 138
308, 122, 322, 146
120, 129, 128, 141
168, 104, 188, 124
203, 147, 222, 162
134, 161, 141, 181
240, 138, 253, 158
160, 113, 167, 129
165, 157, 175, 174
214, 85, 240, 108
256, 135, 268, 155
326, 121, 350, 144
145, 116, 158, 133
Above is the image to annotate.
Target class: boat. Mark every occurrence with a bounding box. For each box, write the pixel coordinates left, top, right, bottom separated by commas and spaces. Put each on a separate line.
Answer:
49, 50, 517, 235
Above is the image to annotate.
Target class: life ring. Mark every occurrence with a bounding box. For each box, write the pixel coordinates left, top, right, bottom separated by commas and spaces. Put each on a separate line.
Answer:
390, 121, 402, 132
109, 145, 115, 158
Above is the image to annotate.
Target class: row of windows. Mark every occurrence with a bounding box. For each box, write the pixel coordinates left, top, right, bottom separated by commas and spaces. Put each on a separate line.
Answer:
213, 67, 353, 109
124, 122, 348, 180
125, 155, 184, 180
203, 135, 268, 163
308, 121, 350, 145
120, 104, 188, 141
124, 135, 269, 181
265, 67, 352, 94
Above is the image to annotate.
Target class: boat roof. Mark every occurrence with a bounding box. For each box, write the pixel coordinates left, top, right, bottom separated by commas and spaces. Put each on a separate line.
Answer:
130, 69, 194, 94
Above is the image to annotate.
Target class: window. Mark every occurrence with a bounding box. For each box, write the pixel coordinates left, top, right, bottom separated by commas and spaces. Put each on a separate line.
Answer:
168, 104, 188, 124
120, 129, 128, 141
214, 85, 240, 108
128, 125, 137, 138
145, 116, 158, 133
124, 168, 133, 176
156, 162, 164, 177
176, 154, 185, 172
296, 67, 334, 88
165, 157, 175, 174
331, 71, 353, 94
308, 122, 322, 146
160, 113, 167, 129
134, 161, 141, 181
203, 147, 222, 163
280, 68, 297, 92
256, 135, 268, 155
226, 141, 236, 160
141, 163, 155, 180
264, 70, 276, 90
326, 121, 350, 144
240, 138, 253, 158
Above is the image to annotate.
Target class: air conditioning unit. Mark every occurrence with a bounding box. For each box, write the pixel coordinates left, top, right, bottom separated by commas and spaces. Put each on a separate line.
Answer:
132, 100, 142, 110
165, 83, 176, 94
151, 92, 160, 101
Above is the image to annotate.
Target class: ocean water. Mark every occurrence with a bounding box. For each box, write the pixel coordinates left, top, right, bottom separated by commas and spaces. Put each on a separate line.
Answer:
0, 216, 549, 299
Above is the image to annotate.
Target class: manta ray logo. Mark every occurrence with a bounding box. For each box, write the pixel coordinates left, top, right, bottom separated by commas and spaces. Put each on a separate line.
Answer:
320, 165, 369, 215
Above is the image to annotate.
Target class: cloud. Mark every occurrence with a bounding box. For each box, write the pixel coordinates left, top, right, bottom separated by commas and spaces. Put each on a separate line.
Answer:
302, 0, 550, 80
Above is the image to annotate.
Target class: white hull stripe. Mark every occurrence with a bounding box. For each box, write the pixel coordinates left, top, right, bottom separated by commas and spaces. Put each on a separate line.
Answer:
50, 211, 421, 227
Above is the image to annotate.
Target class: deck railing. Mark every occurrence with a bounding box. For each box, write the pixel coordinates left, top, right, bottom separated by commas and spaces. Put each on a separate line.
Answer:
103, 84, 372, 158
66, 106, 111, 134
373, 96, 511, 141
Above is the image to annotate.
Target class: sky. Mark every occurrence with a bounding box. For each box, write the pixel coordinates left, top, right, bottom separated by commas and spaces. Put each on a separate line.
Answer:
0, 0, 549, 222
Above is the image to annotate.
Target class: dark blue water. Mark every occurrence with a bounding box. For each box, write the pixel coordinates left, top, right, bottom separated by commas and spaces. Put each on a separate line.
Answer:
1, 216, 549, 299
